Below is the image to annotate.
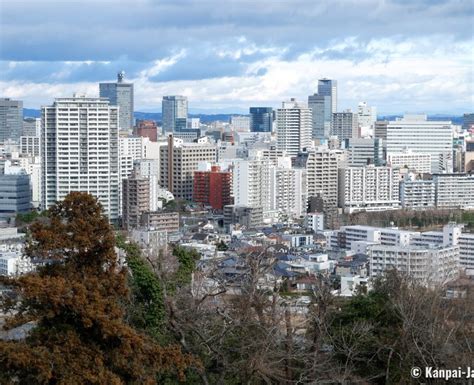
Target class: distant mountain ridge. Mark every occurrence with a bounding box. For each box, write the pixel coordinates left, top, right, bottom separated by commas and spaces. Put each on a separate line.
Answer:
24, 109, 464, 125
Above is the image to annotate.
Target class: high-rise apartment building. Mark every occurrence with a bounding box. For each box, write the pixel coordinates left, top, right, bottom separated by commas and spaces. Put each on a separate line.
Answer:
20, 136, 40, 157
249, 107, 273, 132
41, 96, 119, 221
162, 96, 188, 133
276, 99, 312, 157
99, 71, 134, 131
387, 150, 432, 174
122, 169, 151, 230
386, 114, 453, 173
331, 111, 359, 140
159, 136, 216, 200
193, 165, 233, 210
294, 148, 346, 208
338, 166, 400, 213
0, 98, 23, 142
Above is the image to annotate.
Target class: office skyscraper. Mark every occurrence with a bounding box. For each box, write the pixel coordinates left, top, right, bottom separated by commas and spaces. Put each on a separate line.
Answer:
0, 98, 23, 142
162, 96, 188, 133
308, 79, 337, 139
99, 71, 134, 131
249, 107, 273, 132
41, 96, 119, 221
276, 99, 312, 157
317, 79, 337, 113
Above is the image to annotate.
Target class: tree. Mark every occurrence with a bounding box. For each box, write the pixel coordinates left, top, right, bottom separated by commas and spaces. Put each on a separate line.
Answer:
0, 192, 193, 384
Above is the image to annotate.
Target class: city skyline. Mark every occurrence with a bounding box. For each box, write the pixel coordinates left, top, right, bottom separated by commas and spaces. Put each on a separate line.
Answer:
0, 0, 472, 114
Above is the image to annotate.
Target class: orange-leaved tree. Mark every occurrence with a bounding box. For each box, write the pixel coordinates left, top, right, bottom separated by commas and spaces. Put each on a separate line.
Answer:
0, 192, 194, 384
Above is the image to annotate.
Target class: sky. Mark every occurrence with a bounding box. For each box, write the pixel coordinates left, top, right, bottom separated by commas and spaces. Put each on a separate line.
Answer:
0, 0, 473, 114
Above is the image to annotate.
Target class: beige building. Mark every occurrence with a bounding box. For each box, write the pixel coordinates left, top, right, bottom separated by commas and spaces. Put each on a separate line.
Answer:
122, 169, 151, 230
160, 135, 216, 200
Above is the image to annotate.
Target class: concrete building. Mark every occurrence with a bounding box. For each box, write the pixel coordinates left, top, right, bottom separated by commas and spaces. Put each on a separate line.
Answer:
387, 150, 432, 174
368, 244, 459, 285
22, 117, 41, 137
272, 157, 307, 220
386, 114, 453, 173
159, 136, 216, 200
41, 96, 119, 221
374, 120, 389, 140
19, 136, 40, 157
344, 138, 384, 167
400, 177, 436, 209
122, 169, 151, 230
357, 102, 377, 129
193, 165, 233, 210
331, 111, 358, 140
140, 211, 179, 232
249, 107, 273, 132
223, 205, 263, 230
136, 120, 158, 142
434, 174, 474, 209
230, 116, 250, 132
304, 212, 324, 232
0, 251, 34, 276
0, 98, 23, 142
338, 166, 400, 213
276, 99, 312, 156
99, 71, 134, 131
0, 173, 31, 220
294, 148, 346, 208
232, 158, 274, 221
162, 96, 188, 133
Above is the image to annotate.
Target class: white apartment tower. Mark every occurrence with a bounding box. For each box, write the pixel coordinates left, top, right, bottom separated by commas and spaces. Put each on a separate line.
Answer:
294, 148, 346, 208
276, 99, 312, 156
41, 96, 119, 221
338, 166, 400, 213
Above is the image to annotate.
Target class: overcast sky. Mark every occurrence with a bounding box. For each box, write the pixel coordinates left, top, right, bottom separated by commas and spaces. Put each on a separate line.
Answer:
0, 0, 473, 114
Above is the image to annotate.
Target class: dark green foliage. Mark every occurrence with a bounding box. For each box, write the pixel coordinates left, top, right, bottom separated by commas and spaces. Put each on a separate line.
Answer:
170, 246, 200, 291
216, 240, 228, 251
116, 235, 166, 341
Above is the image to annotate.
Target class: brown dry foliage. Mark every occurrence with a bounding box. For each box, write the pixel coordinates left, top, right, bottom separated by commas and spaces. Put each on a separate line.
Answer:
0, 192, 194, 384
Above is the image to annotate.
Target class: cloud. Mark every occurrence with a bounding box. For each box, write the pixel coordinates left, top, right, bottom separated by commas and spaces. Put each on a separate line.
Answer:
0, 0, 472, 114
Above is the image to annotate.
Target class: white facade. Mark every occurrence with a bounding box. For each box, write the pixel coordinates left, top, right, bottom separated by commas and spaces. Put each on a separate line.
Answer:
41, 96, 119, 220
232, 158, 275, 222
276, 99, 312, 156
230, 116, 250, 132
20, 136, 40, 157
386, 114, 453, 173
297, 148, 346, 208
387, 150, 431, 174
0, 251, 34, 276
400, 178, 435, 209
368, 244, 460, 285
357, 102, 377, 129
434, 174, 474, 209
272, 157, 307, 221
338, 166, 400, 213
304, 212, 324, 232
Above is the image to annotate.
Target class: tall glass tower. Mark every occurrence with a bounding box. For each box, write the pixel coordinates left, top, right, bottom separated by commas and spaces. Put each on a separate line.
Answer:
100, 71, 134, 131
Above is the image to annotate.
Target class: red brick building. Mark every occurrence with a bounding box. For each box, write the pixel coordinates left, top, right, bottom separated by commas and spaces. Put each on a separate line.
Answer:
193, 166, 233, 210
136, 120, 158, 142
